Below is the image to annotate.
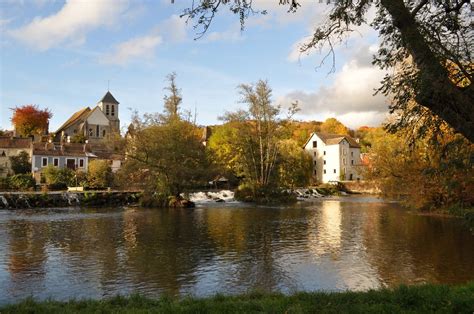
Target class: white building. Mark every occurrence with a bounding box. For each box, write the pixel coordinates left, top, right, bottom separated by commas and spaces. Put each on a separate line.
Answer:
303, 132, 362, 183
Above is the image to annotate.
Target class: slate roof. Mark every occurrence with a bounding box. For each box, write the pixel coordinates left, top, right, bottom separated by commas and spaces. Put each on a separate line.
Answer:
304, 132, 361, 148
99, 91, 119, 104
0, 137, 32, 149
55, 107, 91, 133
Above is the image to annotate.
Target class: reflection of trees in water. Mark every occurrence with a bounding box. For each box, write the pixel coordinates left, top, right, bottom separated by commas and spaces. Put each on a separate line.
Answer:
122, 208, 209, 296
363, 206, 474, 286
7, 220, 48, 277
203, 208, 292, 292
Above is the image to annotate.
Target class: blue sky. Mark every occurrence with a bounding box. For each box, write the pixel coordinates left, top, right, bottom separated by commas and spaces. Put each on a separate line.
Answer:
0, 0, 389, 132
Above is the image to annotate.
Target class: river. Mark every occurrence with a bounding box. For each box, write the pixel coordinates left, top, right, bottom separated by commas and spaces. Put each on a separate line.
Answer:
0, 196, 473, 304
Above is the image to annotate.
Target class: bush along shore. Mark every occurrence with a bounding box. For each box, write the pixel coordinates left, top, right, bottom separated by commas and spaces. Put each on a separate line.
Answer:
1, 283, 473, 313
0, 191, 142, 209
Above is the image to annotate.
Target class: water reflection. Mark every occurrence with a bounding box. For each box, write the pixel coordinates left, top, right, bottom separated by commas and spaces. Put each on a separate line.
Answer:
0, 198, 473, 304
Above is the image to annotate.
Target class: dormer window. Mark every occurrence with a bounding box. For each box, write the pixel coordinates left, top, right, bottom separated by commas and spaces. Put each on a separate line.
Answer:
96, 125, 100, 137
106, 104, 110, 115
111, 105, 115, 116
89, 128, 93, 136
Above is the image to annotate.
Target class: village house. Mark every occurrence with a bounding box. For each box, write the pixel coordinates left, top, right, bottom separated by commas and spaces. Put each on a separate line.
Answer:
31, 142, 95, 183
53, 91, 120, 143
303, 132, 363, 183
0, 137, 33, 177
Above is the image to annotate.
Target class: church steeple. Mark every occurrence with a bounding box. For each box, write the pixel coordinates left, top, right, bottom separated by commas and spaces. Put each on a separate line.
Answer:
97, 91, 120, 133
99, 91, 119, 105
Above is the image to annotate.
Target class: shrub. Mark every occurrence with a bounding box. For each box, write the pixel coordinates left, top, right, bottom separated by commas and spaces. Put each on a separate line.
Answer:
10, 151, 31, 174
87, 160, 113, 189
42, 165, 75, 188
9, 174, 35, 191
234, 183, 296, 204
0, 177, 9, 190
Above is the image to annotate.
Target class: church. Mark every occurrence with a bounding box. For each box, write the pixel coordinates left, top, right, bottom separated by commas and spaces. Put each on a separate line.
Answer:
53, 91, 120, 143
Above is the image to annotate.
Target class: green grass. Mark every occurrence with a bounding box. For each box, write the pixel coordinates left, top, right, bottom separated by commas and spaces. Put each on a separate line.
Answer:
1, 283, 473, 313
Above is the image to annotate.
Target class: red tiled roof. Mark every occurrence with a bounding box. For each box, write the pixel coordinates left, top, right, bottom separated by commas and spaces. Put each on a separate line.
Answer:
0, 137, 32, 149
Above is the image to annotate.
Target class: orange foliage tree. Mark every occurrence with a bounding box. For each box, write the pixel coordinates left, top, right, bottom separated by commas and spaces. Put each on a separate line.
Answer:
11, 105, 52, 137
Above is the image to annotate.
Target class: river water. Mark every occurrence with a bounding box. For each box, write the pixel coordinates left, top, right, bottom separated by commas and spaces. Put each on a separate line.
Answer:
0, 196, 473, 304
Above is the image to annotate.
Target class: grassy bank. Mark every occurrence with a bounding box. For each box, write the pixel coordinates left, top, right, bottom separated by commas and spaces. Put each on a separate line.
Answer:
1, 283, 473, 313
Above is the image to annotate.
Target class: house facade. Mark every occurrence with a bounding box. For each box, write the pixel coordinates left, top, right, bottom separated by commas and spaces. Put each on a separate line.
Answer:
53, 91, 120, 143
31, 142, 94, 183
0, 137, 33, 177
303, 132, 362, 183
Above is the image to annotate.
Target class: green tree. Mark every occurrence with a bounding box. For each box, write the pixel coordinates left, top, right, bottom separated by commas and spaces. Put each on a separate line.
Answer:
119, 73, 212, 204
180, 1, 473, 142
209, 80, 305, 198
9, 151, 31, 174
320, 118, 350, 135
87, 160, 113, 189
277, 139, 312, 188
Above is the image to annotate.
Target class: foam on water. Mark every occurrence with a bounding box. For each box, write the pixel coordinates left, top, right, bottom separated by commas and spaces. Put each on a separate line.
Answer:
187, 190, 236, 203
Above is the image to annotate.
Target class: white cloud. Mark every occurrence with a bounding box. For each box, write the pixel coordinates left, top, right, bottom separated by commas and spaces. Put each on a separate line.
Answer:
159, 14, 188, 43
101, 32, 162, 65
9, 0, 129, 51
278, 47, 388, 128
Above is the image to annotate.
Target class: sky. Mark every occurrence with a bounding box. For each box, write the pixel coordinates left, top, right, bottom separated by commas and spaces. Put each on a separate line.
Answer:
0, 0, 390, 132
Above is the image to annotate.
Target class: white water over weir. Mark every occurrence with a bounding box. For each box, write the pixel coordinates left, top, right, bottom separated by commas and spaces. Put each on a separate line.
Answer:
0, 195, 8, 207
186, 188, 326, 204
187, 190, 236, 204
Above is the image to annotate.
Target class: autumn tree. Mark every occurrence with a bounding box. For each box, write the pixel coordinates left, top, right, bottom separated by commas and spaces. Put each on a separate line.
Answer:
363, 124, 473, 211
162, 72, 182, 122
180, 1, 474, 142
320, 118, 350, 135
208, 80, 308, 200
11, 105, 52, 137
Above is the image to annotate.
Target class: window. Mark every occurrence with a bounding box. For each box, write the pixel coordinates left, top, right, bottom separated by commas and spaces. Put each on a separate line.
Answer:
102, 129, 106, 137
111, 105, 115, 116
351, 160, 354, 165
323, 160, 326, 165
42, 157, 48, 167
312, 141, 317, 148
1, 151, 5, 157
89, 128, 93, 136
343, 158, 346, 165
79, 159, 84, 168
323, 151, 326, 155
351, 151, 354, 157
106, 104, 110, 115
314, 170, 317, 175
334, 169, 336, 174
314, 161, 317, 166
323, 169, 326, 174
96, 125, 100, 137
53, 158, 59, 167
313, 152, 317, 157
343, 148, 346, 155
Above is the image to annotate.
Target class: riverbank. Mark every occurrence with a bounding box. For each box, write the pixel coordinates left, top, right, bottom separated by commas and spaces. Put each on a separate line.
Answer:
1, 282, 473, 313
0, 191, 141, 209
